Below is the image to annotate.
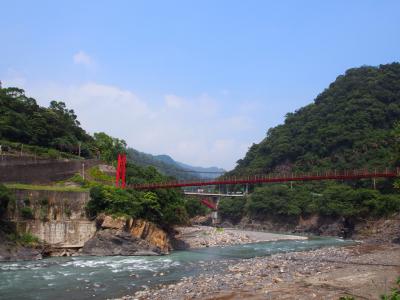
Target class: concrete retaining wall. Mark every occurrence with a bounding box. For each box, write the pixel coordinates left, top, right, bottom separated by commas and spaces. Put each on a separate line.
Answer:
9, 189, 96, 248
0, 158, 101, 184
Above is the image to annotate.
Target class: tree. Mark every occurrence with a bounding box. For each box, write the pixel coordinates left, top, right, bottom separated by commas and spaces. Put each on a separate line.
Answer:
93, 132, 126, 163
218, 197, 246, 223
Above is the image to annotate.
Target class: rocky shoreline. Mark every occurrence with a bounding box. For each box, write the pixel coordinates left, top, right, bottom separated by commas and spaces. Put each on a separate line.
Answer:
173, 226, 307, 249
118, 242, 400, 300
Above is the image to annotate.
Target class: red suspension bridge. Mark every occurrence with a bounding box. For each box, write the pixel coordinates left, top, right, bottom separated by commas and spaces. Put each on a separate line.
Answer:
128, 168, 399, 190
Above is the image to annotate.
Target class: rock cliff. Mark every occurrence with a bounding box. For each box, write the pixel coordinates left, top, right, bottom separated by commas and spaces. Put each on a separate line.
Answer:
80, 215, 171, 256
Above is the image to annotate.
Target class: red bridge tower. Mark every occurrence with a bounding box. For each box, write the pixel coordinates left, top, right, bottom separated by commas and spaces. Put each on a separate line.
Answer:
115, 153, 126, 188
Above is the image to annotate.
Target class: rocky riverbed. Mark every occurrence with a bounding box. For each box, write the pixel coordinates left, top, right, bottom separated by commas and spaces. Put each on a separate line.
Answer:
174, 226, 307, 249
118, 242, 400, 300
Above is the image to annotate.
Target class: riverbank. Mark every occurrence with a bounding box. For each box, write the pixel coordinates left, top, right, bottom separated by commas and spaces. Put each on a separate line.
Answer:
174, 226, 307, 249
121, 241, 400, 300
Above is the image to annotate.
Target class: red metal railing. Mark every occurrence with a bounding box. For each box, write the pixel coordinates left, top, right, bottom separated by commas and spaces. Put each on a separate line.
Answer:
128, 168, 399, 190
200, 199, 217, 210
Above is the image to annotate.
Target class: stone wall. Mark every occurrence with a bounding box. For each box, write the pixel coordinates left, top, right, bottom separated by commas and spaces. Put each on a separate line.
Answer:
8, 189, 96, 248
0, 158, 101, 184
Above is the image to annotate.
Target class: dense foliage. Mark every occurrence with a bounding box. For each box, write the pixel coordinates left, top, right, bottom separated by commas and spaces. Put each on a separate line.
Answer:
86, 162, 189, 226
218, 197, 246, 223
0, 88, 93, 157
184, 197, 210, 218
0, 184, 13, 218
218, 183, 400, 223
222, 63, 400, 223
247, 184, 400, 219
0, 87, 131, 163
231, 63, 400, 175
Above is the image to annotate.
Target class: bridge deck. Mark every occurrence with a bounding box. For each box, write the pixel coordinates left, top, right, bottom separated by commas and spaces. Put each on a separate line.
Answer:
129, 168, 398, 190
184, 192, 245, 197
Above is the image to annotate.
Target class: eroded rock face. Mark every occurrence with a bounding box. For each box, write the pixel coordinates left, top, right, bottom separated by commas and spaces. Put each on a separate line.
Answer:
101, 215, 127, 230
81, 216, 171, 256
80, 229, 162, 256
129, 219, 170, 253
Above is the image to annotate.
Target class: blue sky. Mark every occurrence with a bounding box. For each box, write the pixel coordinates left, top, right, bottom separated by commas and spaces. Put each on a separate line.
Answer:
1, 1, 399, 169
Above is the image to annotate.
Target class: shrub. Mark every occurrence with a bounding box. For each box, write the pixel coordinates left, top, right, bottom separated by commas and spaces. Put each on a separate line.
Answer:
0, 184, 13, 218
86, 185, 189, 226
163, 203, 189, 226
380, 276, 400, 300
20, 207, 34, 219
88, 167, 114, 184
218, 197, 246, 223
86, 185, 143, 219
247, 185, 300, 219
18, 233, 40, 247
65, 207, 72, 218
47, 148, 59, 159
8, 232, 40, 247
184, 197, 210, 218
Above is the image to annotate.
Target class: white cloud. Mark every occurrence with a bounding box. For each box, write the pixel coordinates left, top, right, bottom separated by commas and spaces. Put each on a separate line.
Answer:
1, 68, 27, 87
165, 94, 184, 109
1, 79, 257, 170
73, 51, 95, 67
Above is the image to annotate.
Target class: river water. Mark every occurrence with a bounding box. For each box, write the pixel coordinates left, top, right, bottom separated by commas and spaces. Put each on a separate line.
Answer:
0, 237, 350, 300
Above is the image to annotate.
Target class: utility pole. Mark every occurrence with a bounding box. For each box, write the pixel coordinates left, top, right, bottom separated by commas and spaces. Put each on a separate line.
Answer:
82, 162, 85, 180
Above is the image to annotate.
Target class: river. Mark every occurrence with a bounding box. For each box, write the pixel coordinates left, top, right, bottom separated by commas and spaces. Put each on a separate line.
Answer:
0, 237, 351, 300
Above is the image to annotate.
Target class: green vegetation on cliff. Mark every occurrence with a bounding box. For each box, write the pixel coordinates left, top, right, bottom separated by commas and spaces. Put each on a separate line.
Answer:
86, 163, 189, 227
0, 184, 13, 218
220, 63, 400, 224
246, 183, 399, 219
231, 63, 400, 175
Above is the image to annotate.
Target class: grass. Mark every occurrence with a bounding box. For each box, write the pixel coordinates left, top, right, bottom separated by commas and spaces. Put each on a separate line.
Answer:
5, 183, 88, 192
7, 232, 41, 247
0, 139, 82, 160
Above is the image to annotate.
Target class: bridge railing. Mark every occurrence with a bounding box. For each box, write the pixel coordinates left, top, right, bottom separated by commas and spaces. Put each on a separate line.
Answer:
128, 168, 399, 190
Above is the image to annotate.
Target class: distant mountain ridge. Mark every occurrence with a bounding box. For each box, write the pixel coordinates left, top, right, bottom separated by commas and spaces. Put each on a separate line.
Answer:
126, 148, 225, 180
175, 161, 225, 178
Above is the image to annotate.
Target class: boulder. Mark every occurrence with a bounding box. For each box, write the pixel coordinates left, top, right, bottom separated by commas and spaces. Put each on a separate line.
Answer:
101, 215, 127, 230
129, 219, 170, 253
80, 229, 162, 256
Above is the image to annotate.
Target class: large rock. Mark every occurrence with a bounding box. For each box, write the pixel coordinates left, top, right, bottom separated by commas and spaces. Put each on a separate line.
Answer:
0, 245, 43, 261
129, 219, 170, 253
101, 215, 127, 230
80, 229, 162, 256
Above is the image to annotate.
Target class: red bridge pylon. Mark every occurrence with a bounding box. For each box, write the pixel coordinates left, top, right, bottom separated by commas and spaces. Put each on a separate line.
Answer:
115, 153, 126, 188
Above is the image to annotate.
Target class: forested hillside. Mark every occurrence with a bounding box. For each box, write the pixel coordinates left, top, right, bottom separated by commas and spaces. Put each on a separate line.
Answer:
218, 63, 400, 227
0, 88, 94, 157
230, 63, 400, 176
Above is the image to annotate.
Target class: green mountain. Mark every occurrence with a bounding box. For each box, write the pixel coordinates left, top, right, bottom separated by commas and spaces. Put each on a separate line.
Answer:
230, 63, 400, 176
126, 148, 198, 180
153, 154, 225, 179
127, 149, 225, 180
